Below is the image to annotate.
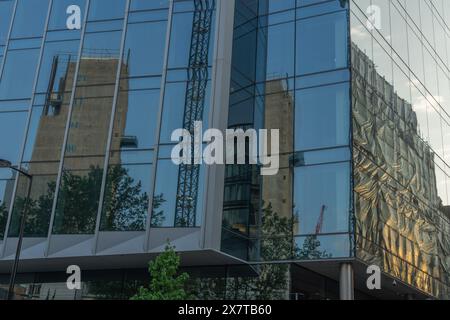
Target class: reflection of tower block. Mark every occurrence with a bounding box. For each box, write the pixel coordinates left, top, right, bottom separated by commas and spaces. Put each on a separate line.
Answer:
15, 55, 129, 203
262, 79, 294, 221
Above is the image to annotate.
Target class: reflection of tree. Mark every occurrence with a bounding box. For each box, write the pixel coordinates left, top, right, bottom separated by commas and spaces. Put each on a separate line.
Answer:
10, 182, 55, 237
192, 203, 332, 299
296, 235, 331, 260
87, 280, 145, 300
8, 165, 166, 235
150, 194, 166, 227
193, 203, 294, 300
0, 201, 8, 237
54, 166, 103, 234
102, 165, 166, 231
102, 165, 148, 231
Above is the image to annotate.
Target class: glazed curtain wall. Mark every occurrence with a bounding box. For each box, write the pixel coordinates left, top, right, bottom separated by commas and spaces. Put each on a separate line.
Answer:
350, 0, 450, 298
0, 0, 216, 240
221, 0, 353, 262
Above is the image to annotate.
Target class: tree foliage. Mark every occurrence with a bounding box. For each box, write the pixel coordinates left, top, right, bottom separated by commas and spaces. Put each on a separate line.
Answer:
131, 243, 190, 300
8, 165, 166, 236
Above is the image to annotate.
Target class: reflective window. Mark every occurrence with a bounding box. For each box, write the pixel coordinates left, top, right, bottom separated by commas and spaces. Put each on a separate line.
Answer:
130, 0, 169, 11
53, 156, 104, 234
0, 168, 15, 238
265, 21, 295, 79
159, 82, 186, 143
296, 11, 348, 75
0, 48, 40, 100
53, 28, 124, 234
295, 82, 349, 151
293, 162, 350, 235
100, 151, 152, 231
112, 88, 160, 151
0, 0, 14, 45
294, 234, 350, 259
122, 20, 167, 77
168, 12, 193, 68
11, 0, 49, 39
8, 163, 56, 237
48, 0, 87, 31
151, 160, 178, 227
88, 0, 127, 21
0, 111, 28, 164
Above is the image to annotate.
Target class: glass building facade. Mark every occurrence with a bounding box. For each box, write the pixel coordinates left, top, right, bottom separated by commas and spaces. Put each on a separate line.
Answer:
351, 0, 450, 298
0, 0, 215, 240
0, 0, 449, 300
221, 0, 353, 263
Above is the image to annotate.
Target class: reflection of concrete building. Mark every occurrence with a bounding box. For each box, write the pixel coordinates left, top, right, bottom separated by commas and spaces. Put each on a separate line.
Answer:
262, 79, 293, 220
9, 56, 130, 238
30, 57, 128, 170
16, 57, 129, 199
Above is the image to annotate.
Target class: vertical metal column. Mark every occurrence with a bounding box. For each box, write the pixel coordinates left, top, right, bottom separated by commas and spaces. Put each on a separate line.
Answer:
339, 262, 354, 300
200, 0, 235, 250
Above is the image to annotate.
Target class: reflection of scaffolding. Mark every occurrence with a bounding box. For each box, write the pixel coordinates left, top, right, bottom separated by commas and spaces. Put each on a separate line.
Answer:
44, 54, 73, 116
175, 0, 215, 227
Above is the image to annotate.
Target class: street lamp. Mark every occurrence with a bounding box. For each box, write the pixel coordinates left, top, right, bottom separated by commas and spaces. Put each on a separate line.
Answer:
0, 159, 33, 300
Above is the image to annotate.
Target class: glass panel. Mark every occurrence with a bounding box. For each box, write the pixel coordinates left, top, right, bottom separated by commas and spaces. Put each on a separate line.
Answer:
295, 82, 350, 151
122, 20, 167, 77
111, 88, 160, 151
151, 160, 178, 227
53, 156, 104, 234
0, 48, 40, 100
265, 21, 294, 79
294, 234, 350, 259
53, 28, 124, 234
0, 111, 28, 165
296, 10, 347, 75
11, 0, 49, 39
0, 169, 15, 238
0, 0, 14, 45
168, 12, 193, 68
88, 0, 127, 21
48, 0, 87, 30
293, 162, 350, 235
100, 153, 152, 231
8, 162, 57, 237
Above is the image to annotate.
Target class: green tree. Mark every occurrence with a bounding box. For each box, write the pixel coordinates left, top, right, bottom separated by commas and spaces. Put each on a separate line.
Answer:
131, 243, 190, 300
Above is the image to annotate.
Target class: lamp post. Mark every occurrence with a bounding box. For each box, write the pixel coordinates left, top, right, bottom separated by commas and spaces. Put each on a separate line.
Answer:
0, 159, 33, 300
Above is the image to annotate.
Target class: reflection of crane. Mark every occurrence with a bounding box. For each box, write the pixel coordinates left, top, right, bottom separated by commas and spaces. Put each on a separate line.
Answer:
315, 205, 327, 234
175, 0, 215, 227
